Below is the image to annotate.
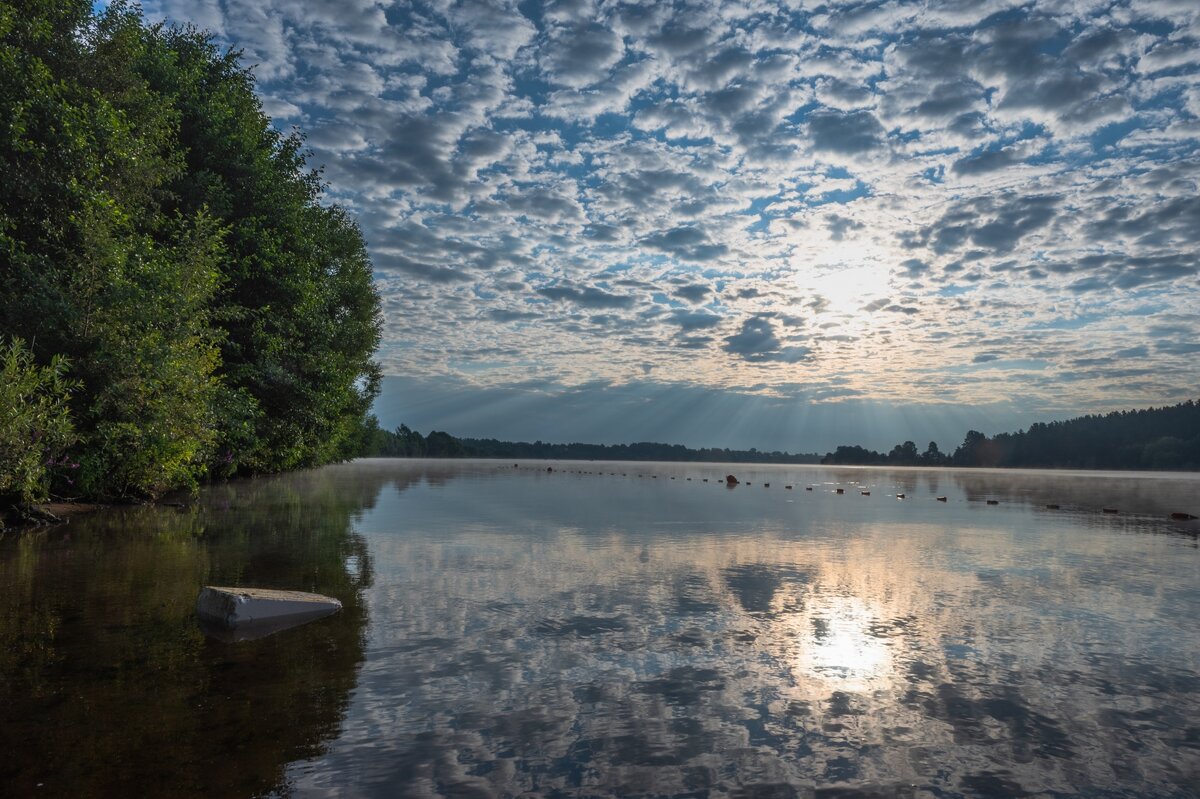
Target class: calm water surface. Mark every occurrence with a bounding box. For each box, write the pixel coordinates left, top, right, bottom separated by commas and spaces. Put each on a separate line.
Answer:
2, 460, 1199, 798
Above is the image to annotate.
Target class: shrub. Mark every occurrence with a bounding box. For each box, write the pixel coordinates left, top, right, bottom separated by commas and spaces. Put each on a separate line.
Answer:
0, 338, 78, 508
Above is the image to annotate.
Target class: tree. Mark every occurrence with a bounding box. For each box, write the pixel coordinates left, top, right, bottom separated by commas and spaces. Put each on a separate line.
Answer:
0, 0, 382, 501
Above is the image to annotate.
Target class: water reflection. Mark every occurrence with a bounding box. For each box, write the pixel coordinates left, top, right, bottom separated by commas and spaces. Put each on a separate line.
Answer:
0, 467, 382, 797
283, 460, 1199, 797
2, 460, 1199, 797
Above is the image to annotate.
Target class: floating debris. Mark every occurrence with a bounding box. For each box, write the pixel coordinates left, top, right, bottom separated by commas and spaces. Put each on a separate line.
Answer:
703, 478, 708, 482
1170, 512, 1197, 520
896, 493, 906, 499
1046, 504, 1060, 510
806, 487, 813, 491
785, 485, 793, 490
1102, 508, 1119, 514
861, 491, 870, 496
835, 488, 845, 494
764, 483, 770, 488
986, 500, 999, 505
936, 496, 947, 502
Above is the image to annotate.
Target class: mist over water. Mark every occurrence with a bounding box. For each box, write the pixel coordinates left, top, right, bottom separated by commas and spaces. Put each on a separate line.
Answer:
3, 460, 1199, 797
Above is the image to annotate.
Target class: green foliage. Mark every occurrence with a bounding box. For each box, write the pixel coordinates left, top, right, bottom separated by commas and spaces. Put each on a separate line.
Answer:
0, 338, 78, 507
0, 0, 382, 503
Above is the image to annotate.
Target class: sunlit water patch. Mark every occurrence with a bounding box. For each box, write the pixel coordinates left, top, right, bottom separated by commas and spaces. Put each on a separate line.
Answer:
2, 460, 1199, 797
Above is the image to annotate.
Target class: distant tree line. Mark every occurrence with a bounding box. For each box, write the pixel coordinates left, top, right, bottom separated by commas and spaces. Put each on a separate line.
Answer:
1, 1, 381, 514
361, 424, 822, 464
822, 400, 1200, 470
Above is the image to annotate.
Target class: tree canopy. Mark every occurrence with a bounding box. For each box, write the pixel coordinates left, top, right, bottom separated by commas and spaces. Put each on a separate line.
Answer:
1, 0, 381, 507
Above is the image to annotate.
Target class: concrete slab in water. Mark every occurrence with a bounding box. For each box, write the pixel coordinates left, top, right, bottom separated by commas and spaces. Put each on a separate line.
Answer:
196, 586, 342, 634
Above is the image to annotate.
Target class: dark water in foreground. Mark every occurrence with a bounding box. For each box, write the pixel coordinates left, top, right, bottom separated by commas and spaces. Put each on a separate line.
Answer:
2, 460, 1199, 798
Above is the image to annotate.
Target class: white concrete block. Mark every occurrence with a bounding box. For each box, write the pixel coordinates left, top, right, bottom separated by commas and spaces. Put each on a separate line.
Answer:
196, 586, 342, 630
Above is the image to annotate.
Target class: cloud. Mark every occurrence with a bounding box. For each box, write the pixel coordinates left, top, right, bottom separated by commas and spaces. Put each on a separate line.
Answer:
807, 109, 887, 154
139, 0, 1200, 437
640, 227, 729, 261
537, 284, 636, 309
723, 317, 811, 363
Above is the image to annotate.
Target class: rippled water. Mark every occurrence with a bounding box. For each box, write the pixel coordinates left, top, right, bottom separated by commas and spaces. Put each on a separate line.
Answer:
2, 460, 1199, 797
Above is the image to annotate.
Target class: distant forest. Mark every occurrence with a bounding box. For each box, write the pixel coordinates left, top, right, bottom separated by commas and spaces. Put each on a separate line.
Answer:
366, 399, 1200, 471
822, 400, 1200, 470
360, 422, 822, 464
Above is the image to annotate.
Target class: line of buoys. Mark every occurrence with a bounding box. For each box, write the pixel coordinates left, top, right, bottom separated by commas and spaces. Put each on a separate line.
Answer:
504, 467, 1196, 522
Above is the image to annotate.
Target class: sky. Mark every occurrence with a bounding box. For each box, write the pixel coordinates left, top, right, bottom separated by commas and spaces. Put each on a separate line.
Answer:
140, 0, 1200, 452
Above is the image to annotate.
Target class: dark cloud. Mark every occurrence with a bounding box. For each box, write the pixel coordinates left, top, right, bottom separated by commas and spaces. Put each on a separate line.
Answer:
952, 146, 1023, 175
672, 283, 713, 303
640, 227, 728, 261
537, 284, 636, 309
723, 316, 811, 363
670, 309, 722, 331
807, 110, 886, 154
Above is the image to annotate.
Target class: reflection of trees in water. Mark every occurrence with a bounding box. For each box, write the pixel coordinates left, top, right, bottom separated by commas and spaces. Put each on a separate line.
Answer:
0, 466, 385, 797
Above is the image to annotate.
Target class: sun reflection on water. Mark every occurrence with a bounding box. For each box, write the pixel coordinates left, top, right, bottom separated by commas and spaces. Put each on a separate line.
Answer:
792, 595, 892, 691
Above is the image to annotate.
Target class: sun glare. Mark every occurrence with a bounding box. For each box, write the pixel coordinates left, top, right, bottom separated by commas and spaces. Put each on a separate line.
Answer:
793, 595, 892, 691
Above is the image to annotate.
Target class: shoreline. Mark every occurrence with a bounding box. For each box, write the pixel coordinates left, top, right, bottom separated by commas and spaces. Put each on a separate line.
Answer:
2, 502, 108, 534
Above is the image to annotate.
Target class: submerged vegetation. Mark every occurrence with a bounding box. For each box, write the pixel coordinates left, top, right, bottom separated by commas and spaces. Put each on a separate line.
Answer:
1, 1, 381, 511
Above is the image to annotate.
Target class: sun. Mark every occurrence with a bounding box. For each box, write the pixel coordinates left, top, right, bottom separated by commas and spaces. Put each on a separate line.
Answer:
807, 260, 895, 317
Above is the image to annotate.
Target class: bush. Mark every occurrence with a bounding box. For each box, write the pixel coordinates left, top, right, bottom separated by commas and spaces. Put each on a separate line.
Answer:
0, 338, 78, 508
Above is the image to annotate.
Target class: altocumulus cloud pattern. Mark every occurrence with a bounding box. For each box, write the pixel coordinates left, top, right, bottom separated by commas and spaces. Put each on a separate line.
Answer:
143, 0, 1200, 432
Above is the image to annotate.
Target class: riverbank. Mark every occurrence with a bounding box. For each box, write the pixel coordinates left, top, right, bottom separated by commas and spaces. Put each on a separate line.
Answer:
1, 502, 107, 533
